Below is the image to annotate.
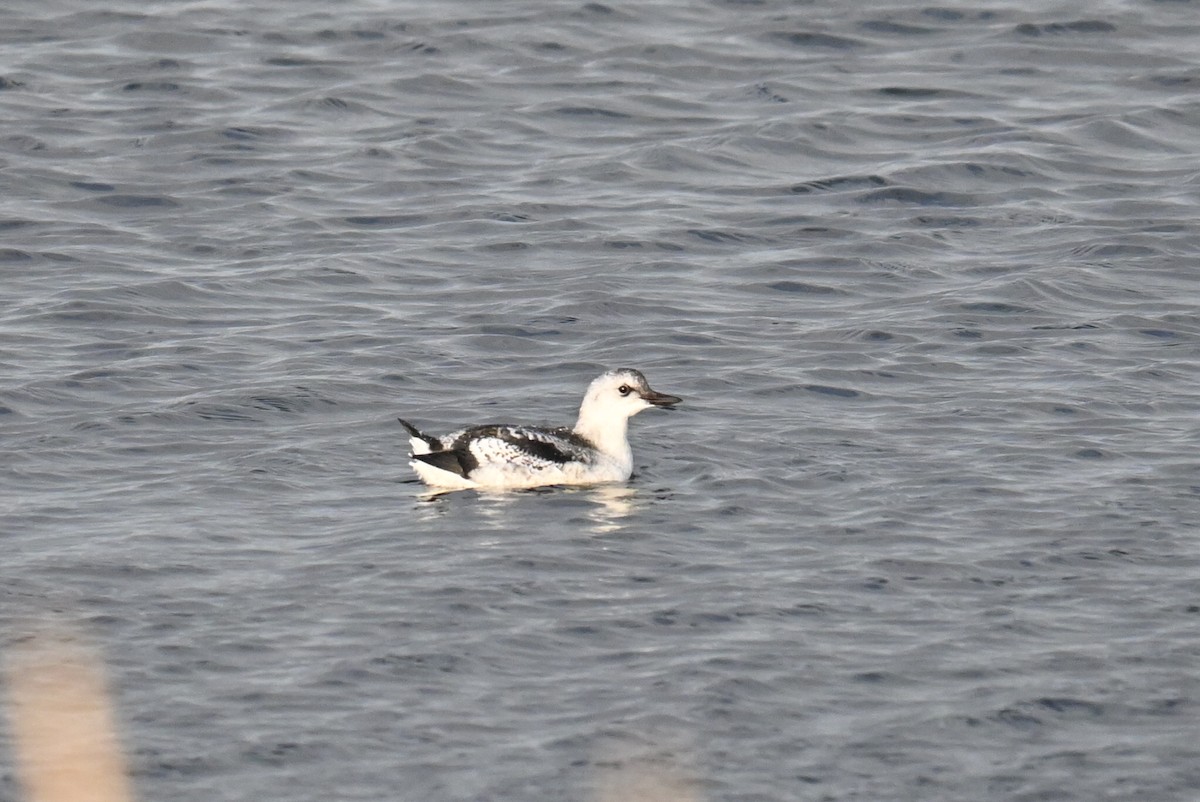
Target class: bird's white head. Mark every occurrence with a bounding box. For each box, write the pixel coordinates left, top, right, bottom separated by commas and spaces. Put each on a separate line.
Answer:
580, 368, 681, 420
573, 368, 681, 456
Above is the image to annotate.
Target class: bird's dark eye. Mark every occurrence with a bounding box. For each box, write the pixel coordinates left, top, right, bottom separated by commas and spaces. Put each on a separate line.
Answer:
618, 385, 632, 396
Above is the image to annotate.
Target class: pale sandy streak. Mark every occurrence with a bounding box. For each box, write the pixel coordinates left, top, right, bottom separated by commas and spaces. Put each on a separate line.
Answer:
4, 632, 135, 802
592, 759, 704, 802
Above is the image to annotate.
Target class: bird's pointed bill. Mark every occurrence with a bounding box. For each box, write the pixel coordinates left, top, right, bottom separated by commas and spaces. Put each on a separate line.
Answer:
642, 390, 682, 408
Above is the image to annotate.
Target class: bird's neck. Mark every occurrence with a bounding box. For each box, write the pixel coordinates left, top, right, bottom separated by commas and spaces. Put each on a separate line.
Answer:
573, 411, 631, 462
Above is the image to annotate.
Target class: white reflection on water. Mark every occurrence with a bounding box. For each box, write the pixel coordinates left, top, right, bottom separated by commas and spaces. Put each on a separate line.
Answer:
408, 482, 644, 534
584, 485, 640, 533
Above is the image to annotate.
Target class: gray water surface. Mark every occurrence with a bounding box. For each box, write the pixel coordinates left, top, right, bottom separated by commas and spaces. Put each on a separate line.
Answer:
4, 1, 1200, 800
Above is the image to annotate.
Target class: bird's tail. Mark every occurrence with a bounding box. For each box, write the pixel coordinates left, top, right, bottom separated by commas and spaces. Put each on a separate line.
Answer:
397, 418, 440, 455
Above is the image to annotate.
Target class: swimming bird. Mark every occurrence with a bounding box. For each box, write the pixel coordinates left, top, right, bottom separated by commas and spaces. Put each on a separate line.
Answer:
398, 368, 681, 490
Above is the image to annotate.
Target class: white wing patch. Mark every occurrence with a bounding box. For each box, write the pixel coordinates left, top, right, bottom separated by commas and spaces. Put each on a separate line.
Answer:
409, 424, 629, 490
466, 427, 590, 472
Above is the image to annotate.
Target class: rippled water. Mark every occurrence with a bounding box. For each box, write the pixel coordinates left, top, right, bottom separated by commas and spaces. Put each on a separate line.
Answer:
4, 1, 1200, 799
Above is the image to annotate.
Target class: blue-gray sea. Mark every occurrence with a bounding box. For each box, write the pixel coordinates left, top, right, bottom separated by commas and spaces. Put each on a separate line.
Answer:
3, 1, 1200, 800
